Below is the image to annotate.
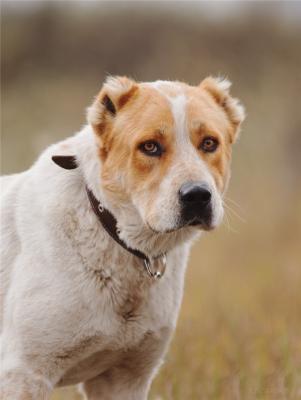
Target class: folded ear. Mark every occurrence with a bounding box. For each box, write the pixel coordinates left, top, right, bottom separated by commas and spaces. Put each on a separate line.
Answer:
200, 77, 245, 143
87, 76, 138, 136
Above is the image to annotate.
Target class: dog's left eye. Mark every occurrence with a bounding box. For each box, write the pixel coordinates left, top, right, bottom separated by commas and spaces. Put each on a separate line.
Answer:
200, 136, 219, 153
139, 141, 163, 157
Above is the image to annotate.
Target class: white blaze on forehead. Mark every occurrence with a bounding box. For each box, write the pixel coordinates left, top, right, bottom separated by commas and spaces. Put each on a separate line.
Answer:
145, 81, 189, 145
147, 80, 214, 177
168, 94, 189, 146
146, 80, 182, 92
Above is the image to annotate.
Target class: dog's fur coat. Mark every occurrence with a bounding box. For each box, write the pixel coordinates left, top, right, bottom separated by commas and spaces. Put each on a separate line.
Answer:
0, 77, 244, 399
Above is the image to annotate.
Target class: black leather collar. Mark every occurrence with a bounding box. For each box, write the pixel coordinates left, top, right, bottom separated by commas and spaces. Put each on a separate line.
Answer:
86, 187, 148, 262
85, 188, 166, 279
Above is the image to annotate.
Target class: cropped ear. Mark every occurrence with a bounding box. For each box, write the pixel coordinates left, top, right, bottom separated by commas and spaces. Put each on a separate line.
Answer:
52, 155, 78, 170
200, 77, 245, 143
87, 76, 138, 136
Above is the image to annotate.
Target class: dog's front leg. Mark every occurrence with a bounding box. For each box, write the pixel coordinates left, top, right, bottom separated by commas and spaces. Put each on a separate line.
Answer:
80, 370, 150, 400
80, 328, 171, 400
0, 367, 52, 400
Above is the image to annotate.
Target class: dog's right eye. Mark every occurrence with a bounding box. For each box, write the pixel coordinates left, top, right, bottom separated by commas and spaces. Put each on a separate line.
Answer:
139, 141, 163, 157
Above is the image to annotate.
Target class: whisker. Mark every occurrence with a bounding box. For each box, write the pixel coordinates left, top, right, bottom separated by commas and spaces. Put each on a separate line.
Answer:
222, 210, 239, 234
223, 195, 244, 211
223, 200, 246, 223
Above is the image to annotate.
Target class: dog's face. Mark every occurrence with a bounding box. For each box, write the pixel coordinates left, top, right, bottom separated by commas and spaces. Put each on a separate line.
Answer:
88, 77, 244, 240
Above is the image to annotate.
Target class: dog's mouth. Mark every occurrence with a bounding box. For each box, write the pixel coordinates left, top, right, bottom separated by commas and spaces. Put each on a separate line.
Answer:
184, 217, 213, 231
146, 217, 213, 235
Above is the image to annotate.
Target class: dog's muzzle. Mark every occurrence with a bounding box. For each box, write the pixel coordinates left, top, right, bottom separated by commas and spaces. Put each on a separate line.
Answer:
179, 181, 212, 228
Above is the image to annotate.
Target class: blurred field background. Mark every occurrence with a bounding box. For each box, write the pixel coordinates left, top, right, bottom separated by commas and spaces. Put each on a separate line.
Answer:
1, 1, 301, 399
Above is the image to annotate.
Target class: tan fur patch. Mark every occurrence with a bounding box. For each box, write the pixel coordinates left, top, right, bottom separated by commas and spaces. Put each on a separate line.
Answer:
98, 85, 176, 203
118, 85, 139, 109
200, 76, 245, 143
184, 85, 233, 191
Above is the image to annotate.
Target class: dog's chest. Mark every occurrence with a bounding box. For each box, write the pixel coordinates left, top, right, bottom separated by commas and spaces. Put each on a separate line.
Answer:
82, 257, 172, 342
57, 270, 175, 387
62, 209, 179, 332
55, 209, 184, 385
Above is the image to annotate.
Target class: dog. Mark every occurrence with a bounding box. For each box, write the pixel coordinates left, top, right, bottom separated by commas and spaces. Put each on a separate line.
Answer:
0, 76, 244, 399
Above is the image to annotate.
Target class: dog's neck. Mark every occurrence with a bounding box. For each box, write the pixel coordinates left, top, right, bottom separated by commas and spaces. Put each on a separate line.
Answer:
74, 126, 198, 258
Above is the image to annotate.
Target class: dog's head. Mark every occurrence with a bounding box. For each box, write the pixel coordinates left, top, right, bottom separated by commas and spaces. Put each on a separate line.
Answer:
86, 76, 244, 253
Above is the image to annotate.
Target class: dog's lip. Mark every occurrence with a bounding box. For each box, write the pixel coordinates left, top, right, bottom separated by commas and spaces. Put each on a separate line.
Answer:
146, 219, 213, 235
183, 218, 213, 231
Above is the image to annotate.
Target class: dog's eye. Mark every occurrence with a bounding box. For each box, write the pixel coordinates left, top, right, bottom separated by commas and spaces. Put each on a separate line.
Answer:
139, 141, 163, 157
200, 136, 219, 153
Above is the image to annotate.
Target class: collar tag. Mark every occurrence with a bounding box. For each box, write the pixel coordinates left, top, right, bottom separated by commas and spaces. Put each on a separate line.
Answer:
143, 254, 167, 280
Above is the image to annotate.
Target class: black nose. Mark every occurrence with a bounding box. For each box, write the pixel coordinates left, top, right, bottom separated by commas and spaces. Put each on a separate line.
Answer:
179, 181, 212, 227
179, 181, 211, 206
